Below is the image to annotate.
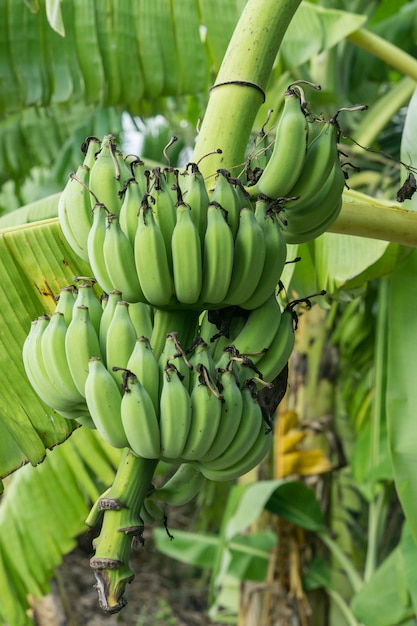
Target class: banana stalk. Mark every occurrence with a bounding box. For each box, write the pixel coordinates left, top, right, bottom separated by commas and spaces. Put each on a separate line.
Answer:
329, 196, 417, 247
88, 450, 158, 613
192, 0, 303, 176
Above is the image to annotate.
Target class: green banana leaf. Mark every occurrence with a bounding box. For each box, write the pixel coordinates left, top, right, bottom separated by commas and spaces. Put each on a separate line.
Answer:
283, 232, 407, 300
0, 217, 93, 481
154, 479, 329, 622
0, 104, 123, 189
153, 526, 276, 622
0, 426, 120, 626
350, 524, 414, 626
386, 248, 417, 548
0, 1, 368, 186
0, 1, 367, 115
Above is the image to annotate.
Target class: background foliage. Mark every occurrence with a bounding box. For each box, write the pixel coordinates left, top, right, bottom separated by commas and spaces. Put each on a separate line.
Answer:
1, 1, 417, 624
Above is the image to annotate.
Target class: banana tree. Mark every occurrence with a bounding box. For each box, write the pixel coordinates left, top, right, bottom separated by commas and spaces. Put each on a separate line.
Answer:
2, 0, 417, 624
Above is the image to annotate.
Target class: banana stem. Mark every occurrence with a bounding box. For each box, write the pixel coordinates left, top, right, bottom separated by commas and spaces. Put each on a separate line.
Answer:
192, 0, 303, 177
329, 197, 417, 247
348, 28, 417, 83
89, 450, 158, 613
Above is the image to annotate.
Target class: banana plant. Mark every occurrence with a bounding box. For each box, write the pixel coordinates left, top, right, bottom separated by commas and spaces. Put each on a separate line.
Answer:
2, 0, 417, 624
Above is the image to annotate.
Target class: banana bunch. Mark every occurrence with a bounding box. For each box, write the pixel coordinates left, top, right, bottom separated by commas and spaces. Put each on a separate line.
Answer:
58, 135, 288, 312
23, 291, 290, 478
245, 84, 367, 244
57, 317, 275, 479
23, 278, 300, 490
22, 280, 154, 434
84, 293, 295, 479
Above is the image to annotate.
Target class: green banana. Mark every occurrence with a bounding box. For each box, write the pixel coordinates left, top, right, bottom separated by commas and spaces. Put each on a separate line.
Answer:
65, 304, 102, 396
58, 164, 93, 262
41, 311, 85, 406
151, 463, 206, 506
134, 195, 174, 307
159, 363, 192, 461
224, 207, 266, 306
197, 381, 263, 470
200, 201, 235, 306
120, 371, 161, 459
128, 302, 153, 341
88, 134, 122, 215
181, 162, 209, 242
158, 331, 192, 392
198, 310, 220, 346
115, 149, 132, 184
57, 193, 80, 263
197, 416, 272, 482
72, 280, 103, 335
245, 116, 274, 184
84, 357, 129, 448
23, 316, 78, 412
199, 367, 244, 462
87, 203, 114, 295
181, 364, 224, 460
240, 197, 287, 310
151, 167, 177, 266
56, 407, 96, 428
255, 308, 295, 384
126, 336, 160, 414
282, 159, 345, 242
282, 118, 339, 213
231, 177, 252, 211
245, 87, 309, 200
210, 311, 250, 363
228, 293, 282, 364
210, 169, 240, 237
141, 497, 165, 524
164, 167, 181, 205
150, 308, 200, 361
55, 285, 77, 326
130, 158, 149, 196
284, 192, 343, 244
81, 135, 101, 169
187, 337, 217, 391
105, 300, 137, 387
214, 345, 240, 374
103, 212, 144, 303
98, 289, 122, 361
171, 201, 203, 305
119, 177, 142, 247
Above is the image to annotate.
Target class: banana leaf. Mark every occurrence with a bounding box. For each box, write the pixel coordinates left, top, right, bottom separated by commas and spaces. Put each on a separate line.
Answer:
0, 1, 368, 185
0, 1, 367, 114
0, 427, 120, 626
386, 249, 417, 548
351, 524, 414, 626
0, 218, 92, 480
0, 104, 123, 189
